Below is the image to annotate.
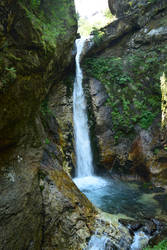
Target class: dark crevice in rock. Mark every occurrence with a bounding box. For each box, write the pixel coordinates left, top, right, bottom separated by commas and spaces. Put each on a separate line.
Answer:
38, 172, 45, 250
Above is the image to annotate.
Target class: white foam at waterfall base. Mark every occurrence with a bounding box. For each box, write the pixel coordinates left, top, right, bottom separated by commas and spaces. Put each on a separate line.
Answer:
73, 176, 108, 191
86, 235, 110, 250
130, 231, 149, 250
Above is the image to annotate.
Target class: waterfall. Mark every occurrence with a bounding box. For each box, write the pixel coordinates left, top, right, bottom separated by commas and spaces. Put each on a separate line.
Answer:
73, 38, 94, 178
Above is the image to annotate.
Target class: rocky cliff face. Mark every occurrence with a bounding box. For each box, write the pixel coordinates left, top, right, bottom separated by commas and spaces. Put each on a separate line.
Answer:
108, 0, 166, 20
83, 0, 167, 186
0, 1, 97, 249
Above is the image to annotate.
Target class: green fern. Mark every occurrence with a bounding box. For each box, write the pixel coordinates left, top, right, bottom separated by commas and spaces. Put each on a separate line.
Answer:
31, 0, 40, 9
144, 240, 167, 250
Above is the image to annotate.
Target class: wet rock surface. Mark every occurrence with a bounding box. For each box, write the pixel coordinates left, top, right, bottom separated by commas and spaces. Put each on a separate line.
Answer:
44, 79, 76, 176
119, 217, 167, 247
87, 211, 132, 250
0, 0, 99, 249
83, 0, 167, 186
108, 0, 167, 21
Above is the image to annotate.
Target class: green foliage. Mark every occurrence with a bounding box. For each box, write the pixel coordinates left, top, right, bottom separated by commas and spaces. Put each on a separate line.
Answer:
30, 0, 40, 9
0, 65, 17, 87
45, 138, 50, 144
6, 67, 17, 81
92, 28, 105, 45
83, 46, 166, 141
142, 182, 152, 189
104, 9, 114, 22
21, 0, 76, 48
154, 148, 160, 155
38, 170, 46, 180
19, 0, 41, 9
44, 3, 76, 43
40, 100, 51, 116
40, 185, 45, 191
144, 240, 167, 250
147, 0, 157, 4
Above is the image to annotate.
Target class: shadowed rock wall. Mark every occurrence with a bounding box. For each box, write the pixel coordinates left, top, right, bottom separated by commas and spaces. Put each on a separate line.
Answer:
0, 1, 97, 249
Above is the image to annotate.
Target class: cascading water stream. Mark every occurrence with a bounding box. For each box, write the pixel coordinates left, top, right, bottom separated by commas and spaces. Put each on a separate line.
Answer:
73, 38, 108, 191
73, 38, 94, 178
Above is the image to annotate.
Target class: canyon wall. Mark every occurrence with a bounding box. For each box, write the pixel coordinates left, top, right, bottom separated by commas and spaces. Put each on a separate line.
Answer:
83, 0, 167, 186
0, 1, 96, 249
